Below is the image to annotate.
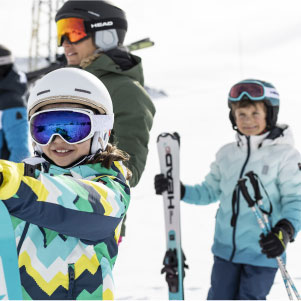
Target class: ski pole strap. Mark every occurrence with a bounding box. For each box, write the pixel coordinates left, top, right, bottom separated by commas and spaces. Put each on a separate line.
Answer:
245, 171, 262, 201
230, 185, 239, 227
245, 171, 273, 216
237, 178, 255, 207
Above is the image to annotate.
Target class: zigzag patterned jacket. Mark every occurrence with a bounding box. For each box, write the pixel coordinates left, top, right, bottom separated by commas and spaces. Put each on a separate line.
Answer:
2, 160, 130, 300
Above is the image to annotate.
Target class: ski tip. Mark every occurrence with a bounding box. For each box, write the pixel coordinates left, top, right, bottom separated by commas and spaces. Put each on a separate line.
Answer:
157, 132, 181, 145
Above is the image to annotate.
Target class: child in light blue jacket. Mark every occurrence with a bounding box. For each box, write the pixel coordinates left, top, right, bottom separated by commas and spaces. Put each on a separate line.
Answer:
155, 79, 301, 300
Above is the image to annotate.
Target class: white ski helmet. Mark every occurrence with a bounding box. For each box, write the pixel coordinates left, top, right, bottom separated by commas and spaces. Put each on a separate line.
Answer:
27, 67, 114, 155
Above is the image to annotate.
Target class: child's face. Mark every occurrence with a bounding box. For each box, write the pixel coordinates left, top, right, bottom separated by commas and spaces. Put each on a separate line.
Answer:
40, 103, 92, 167
234, 103, 267, 136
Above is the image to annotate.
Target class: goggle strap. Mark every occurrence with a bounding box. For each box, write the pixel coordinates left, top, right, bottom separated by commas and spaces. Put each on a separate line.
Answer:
93, 114, 114, 131
265, 87, 279, 100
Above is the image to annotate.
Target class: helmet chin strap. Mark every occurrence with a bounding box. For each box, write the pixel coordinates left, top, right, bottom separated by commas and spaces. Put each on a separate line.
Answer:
33, 143, 43, 156
91, 131, 110, 153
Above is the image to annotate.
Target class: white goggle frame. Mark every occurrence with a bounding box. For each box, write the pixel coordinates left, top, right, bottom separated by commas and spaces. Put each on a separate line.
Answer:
29, 108, 114, 146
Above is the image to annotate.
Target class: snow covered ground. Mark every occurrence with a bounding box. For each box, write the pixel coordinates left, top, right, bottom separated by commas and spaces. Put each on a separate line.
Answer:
2, 0, 301, 299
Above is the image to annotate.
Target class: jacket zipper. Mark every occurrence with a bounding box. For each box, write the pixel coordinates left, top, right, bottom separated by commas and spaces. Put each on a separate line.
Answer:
229, 136, 251, 262
68, 264, 75, 300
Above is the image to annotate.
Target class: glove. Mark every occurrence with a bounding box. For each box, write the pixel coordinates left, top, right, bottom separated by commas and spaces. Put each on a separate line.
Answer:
154, 174, 168, 195
0, 160, 24, 200
259, 219, 294, 258
154, 174, 186, 199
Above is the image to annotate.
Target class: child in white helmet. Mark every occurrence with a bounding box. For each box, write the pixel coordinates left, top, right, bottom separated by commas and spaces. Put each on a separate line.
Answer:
0, 67, 131, 300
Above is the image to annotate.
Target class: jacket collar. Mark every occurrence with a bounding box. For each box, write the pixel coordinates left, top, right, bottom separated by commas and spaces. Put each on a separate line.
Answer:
236, 124, 293, 149
23, 155, 120, 179
84, 52, 145, 86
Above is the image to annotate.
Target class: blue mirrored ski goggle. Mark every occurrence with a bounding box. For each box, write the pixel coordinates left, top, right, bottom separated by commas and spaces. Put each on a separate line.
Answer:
229, 81, 279, 102
30, 108, 114, 146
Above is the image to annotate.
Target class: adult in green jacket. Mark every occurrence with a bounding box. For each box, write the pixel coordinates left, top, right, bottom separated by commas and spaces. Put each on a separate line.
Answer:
55, 0, 156, 188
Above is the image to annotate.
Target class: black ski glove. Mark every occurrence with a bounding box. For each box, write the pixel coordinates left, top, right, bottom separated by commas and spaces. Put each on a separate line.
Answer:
259, 219, 294, 258
154, 174, 168, 195
154, 174, 186, 199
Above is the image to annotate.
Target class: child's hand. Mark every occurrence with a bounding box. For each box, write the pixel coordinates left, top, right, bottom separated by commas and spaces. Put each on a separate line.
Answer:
259, 219, 294, 258
154, 174, 168, 195
154, 174, 186, 199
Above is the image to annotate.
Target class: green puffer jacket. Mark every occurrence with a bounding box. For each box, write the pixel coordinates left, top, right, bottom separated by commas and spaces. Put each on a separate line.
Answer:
84, 53, 156, 187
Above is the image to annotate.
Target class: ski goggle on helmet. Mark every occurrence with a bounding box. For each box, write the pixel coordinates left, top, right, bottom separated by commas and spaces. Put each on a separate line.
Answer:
30, 108, 114, 146
56, 17, 127, 47
56, 18, 89, 46
228, 80, 279, 104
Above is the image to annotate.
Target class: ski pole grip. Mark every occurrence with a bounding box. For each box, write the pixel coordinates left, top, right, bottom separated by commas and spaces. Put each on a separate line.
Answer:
245, 171, 262, 201
238, 178, 255, 207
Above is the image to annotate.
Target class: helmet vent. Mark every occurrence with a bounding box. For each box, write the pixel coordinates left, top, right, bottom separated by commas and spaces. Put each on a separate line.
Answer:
74, 8, 88, 12
72, 8, 100, 17
75, 88, 91, 94
37, 90, 50, 96
87, 10, 100, 17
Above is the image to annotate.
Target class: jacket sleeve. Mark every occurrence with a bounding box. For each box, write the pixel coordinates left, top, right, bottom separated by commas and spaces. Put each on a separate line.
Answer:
2, 107, 31, 162
182, 160, 222, 205
1, 161, 130, 242
277, 148, 301, 235
110, 80, 155, 187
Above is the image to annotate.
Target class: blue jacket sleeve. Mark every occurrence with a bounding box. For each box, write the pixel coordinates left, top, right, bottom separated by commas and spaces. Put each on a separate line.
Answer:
2, 107, 31, 162
277, 148, 301, 234
182, 160, 221, 205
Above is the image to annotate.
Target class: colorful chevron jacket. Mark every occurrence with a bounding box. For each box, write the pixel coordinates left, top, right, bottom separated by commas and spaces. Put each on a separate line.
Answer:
1, 159, 130, 300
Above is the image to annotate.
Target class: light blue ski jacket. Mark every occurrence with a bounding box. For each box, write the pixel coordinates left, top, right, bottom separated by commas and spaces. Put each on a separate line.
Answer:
183, 125, 301, 268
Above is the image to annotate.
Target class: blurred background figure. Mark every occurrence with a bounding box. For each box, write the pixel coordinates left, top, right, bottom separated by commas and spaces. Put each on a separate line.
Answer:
55, 0, 155, 187
55, 0, 156, 241
0, 45, 30, 162
55, 0, 155, 188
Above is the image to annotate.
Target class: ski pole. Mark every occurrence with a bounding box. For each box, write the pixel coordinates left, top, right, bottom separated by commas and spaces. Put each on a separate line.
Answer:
244, 172, 301, 300
238, 178, 300, 300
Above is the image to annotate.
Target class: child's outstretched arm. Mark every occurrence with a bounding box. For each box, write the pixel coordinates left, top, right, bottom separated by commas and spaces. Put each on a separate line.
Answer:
182, 160, 222, 205
0, 160, 130, 242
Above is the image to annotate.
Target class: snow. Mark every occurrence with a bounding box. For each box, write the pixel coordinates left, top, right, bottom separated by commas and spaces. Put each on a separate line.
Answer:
2, 0, 301, 299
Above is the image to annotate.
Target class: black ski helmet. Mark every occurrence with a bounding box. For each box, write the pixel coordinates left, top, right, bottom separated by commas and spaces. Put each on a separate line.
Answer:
228, 79, 280, 130
0, 45, 14, 79
0, 44, 13, 66
55, 0, 128, 51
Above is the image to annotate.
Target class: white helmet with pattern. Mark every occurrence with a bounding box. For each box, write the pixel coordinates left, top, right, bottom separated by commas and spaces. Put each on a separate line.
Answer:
27, 67, 114, 155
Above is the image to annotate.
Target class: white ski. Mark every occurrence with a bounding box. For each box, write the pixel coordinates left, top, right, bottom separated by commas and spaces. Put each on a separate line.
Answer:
157, 132, 186, 300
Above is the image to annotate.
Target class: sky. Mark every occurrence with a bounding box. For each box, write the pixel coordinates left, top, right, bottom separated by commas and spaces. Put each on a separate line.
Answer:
2, 0, 301, 299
